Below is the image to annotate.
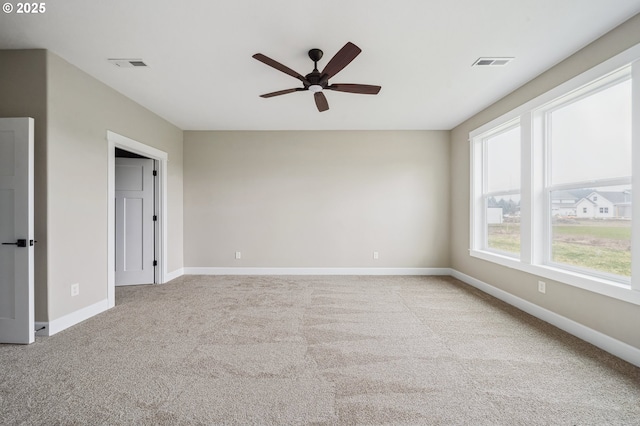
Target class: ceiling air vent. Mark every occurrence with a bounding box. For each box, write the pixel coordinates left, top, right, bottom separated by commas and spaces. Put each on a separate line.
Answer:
472, 57, 514, 67
108, 59, 149, 68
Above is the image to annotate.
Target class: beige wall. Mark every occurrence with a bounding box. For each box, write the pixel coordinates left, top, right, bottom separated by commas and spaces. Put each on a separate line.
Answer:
45, 52, 184, 321
0, 50, 48, 321
450, 14, 640, 349
184, 131, 449, 269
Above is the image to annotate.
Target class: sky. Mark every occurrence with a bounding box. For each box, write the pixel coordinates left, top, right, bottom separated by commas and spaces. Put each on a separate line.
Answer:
550, 78, 631, 185
486, 76, 631, 192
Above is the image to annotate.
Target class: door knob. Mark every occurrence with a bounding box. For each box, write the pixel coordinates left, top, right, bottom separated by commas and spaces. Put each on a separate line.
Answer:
2, 239, 27, 247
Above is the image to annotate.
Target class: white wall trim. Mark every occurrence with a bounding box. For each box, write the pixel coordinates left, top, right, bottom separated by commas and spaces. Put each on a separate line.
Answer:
184, 267, 450, 276
450, 269, 640, 368
165, 268, 184, 282
107, 131, 169, 309
34, 299, 109, 337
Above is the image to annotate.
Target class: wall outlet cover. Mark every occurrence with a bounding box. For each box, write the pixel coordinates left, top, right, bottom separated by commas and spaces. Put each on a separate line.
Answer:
538, 281, 546, 294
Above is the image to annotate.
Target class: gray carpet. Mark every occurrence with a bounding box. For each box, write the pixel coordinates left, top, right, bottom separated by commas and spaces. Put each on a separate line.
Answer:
1, 275, 639, 425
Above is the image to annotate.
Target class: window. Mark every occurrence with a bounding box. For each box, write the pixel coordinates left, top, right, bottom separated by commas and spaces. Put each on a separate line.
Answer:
470, 45, 640, 304
482, 123, 521, 257
541, 70, 631, 279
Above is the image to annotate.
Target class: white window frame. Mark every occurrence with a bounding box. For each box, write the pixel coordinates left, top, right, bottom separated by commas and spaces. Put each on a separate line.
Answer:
470, 42, 640, 306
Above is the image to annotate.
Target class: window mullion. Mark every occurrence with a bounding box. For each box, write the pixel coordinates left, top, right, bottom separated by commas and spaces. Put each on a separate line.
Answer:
520, 112, 533, 264
529, 110, 546, 266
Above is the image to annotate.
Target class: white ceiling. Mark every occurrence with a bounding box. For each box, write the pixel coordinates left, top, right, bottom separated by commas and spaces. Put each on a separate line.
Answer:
1, 0, 639, 130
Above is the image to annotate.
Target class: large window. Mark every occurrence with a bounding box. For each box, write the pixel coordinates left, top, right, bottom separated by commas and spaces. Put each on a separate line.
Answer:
470, 45, 640, 304
543, 70, 632, 280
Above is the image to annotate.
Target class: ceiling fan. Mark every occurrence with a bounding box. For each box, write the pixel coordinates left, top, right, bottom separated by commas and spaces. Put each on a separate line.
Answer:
252, 42, 381, 112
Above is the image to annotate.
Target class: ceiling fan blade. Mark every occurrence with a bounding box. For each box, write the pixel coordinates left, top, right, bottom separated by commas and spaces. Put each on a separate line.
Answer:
260, 88, 305, 98
327, 84, 381, 95
252, 53, 309, 84
314, 92, 329, 112
320, 42, 362, 80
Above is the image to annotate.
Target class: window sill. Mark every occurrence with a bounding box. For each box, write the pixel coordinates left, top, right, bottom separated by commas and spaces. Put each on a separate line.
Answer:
469, 249, 640, 306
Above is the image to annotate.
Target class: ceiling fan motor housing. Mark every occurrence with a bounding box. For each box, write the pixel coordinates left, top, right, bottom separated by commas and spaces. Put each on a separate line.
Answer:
304, 70, 324, 87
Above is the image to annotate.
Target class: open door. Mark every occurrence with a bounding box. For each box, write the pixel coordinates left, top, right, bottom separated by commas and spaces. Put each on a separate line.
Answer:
0, 118, 35, 344
115, 157, 155, 286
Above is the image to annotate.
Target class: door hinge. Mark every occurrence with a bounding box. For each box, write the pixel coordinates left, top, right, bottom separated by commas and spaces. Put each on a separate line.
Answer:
153, 170, 157, 176
153, 215, 157, 221
153, 260, 157, 266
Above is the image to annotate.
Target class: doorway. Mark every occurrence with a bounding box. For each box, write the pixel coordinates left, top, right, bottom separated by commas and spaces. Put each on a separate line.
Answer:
115, 149, 155, 286
107, 131, 168, 308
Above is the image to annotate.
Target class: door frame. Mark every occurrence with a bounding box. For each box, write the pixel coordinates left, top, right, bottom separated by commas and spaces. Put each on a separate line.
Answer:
107, 131, 168, 308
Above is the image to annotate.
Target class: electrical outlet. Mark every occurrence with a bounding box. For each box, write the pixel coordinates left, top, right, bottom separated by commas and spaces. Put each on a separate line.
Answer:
538, 281, 546, 294
373, 251, 379, 260
235, 251, 241, 260
71, 283, 79, 297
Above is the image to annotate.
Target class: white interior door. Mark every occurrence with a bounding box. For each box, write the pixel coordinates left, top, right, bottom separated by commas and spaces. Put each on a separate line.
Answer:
115, 158, 155, 286
0, 118, 34, 344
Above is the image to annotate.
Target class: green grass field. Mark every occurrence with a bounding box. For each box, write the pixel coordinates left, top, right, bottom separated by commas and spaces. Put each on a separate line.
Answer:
488, 219, 631, 277
487, 224, 521, 254
551, 224, 630, 240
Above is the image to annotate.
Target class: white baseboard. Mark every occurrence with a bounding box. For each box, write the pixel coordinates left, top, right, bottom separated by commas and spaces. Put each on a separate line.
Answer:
183, 267, 450, 276
165, 268, 184, 282
34, 299, 110, 337
450, 269, 640, 369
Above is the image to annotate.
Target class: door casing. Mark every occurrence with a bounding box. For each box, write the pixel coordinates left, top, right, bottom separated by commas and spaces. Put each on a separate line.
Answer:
107, 131, 168, 308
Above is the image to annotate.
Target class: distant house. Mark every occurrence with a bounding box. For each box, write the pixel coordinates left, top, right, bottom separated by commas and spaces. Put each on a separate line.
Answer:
575, 197, 600, 218
550, 190, 631, 219
575, 191, 631, 219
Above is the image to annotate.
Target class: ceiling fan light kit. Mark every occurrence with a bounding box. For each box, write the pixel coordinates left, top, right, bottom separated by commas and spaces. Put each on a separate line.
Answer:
253, 42, 381, 112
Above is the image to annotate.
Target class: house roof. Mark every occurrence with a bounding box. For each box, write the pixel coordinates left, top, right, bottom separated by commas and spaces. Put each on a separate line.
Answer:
551, 191, 579, 201
572, 191, 632, 209
576, 197, 597, 206
1, 1, 639, 130
596, 191, 632, 204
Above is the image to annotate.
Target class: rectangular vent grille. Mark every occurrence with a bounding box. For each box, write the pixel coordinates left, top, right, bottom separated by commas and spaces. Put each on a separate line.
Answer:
108, 59, 149, 68
472, 57, 514, 67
